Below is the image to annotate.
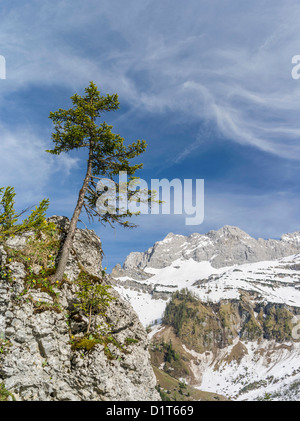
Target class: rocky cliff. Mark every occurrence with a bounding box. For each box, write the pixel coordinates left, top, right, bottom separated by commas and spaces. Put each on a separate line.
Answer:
0, 216, 160, 401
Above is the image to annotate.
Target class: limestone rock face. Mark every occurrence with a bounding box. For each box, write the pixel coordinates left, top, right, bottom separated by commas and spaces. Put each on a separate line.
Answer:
0, 216, 160, 401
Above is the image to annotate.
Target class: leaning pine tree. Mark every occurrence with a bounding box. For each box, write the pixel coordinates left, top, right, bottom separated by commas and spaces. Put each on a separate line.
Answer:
47, 81, 153, 283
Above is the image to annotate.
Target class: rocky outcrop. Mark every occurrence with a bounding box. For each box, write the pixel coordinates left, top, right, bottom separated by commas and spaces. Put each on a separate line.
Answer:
0, 216, 160, 401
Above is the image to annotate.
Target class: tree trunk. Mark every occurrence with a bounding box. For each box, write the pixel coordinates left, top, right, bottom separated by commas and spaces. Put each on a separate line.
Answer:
53, 144, 94, 282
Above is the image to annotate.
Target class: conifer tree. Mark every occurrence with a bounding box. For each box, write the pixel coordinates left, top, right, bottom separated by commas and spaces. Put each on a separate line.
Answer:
0, 186, 51, 241
47, 82, 152, 282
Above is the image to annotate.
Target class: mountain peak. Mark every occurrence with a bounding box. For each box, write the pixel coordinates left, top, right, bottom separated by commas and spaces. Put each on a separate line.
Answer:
162, 232, 185, 241
210, 225, 252, 239
163, 232, 176, 240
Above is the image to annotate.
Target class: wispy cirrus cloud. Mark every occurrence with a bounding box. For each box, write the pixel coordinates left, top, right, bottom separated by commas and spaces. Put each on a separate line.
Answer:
1, 0, 300, 165
96, 0, 300, 162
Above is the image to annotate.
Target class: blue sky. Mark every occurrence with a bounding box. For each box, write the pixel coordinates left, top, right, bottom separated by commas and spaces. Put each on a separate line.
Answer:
1, 0, 300, 270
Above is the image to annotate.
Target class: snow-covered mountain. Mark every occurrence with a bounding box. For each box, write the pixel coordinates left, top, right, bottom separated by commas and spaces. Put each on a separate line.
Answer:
110, 226, 300, 401
119, 225, 300, 270
111, 225, 300, 326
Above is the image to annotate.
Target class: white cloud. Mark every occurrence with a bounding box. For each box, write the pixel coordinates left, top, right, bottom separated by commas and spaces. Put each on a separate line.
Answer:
0, 124, 78, 203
